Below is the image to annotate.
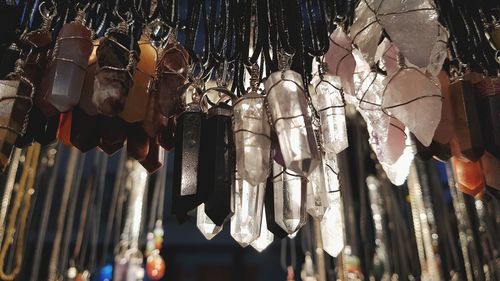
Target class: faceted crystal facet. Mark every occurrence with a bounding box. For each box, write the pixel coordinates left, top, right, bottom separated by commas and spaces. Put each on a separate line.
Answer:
311, 74, 348, 154
172, 107, 204, 220
93, 31, 139, 116
264, 70, 320, 176
350, 0, 383, 65
233, 94, 271, 185
382, 68, 442, 147
433, 72, 455, 145
139, 137, 164, 173
272, 163, 307, 234
46, 22, 93, 112
199, 104, 236, 226
70, 106, 100, 152
251, 207, 274, 252
119, 40, 157, 123
264, 173, 289, 239
155, 43, 190, 117
451, 157, 485, 196
230, 174, 266, 247
324, 28, 356, 95
126, 122, 150, 161
196, 203, 223, 240
449, 79, 484, 161
480, 152, 500, 190
79, 44, 99, 116
306, 159, 330, 219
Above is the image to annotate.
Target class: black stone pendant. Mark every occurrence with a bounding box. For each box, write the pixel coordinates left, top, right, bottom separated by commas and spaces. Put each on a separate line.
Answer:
172, 107, 204, 222
477, 94, 500, 158
159, 116, 176, 151
449, 79, 484, 161
199, 103, 235, 226
264, 174, 289, 239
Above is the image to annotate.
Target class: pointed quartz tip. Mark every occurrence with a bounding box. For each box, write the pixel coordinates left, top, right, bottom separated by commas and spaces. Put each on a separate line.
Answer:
286, 158, 321, 177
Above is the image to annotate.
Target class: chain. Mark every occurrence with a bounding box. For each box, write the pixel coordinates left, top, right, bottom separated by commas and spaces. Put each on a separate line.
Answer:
0, 144, 41, 281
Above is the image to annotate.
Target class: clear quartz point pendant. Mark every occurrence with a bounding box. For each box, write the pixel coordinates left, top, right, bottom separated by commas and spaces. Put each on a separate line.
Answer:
251, 206, 274, 252
230, 173, 266, 247
272, 162, 307, 234
311, 66, 348, 154
233, 64, 271, 185
264, 51, 320, 176
196, 203, 223, 240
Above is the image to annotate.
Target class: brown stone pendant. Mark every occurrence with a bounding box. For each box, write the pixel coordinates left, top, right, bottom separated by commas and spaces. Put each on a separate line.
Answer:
93, 24, 140, 116
33, 110, 59, 146
451, 157, 485, 196
140, 137, 164, 173
158, 116, 176, 151
0, 66, 34, 171
98, 116, 127, 155
126, 122, 150, 161
79, 42, 99, 116
45, 11, 93, 112
433, 71, 455, 145
449, 78, 484, 161
119, 36, 157, 123
154, 39, 189, 117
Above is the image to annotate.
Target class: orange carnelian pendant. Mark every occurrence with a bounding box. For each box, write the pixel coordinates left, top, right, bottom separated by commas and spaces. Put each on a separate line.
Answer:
451, 157, 485, 196
119, 32, 157, 123
57, 111, 73, 146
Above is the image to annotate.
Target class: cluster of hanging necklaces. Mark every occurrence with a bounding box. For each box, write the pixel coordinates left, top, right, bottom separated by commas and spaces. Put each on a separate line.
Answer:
0, 0, 498, 280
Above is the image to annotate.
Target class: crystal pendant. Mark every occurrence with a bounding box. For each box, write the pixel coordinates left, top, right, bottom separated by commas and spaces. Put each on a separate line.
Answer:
311, 71, 348, 155
264, 173, 289, 239
451, 157, 485, 196
119, 36, 157, 123
264, 67, 320, 176
139, 137, 164, 173
230, 173, 266, 247
233, 92, 271, 185
70, 106, 100, 152
320, 189, 344, 257
172, 91, 204, 221
196, 203, 223, 240
449, 79, 484, 161
127, 122, 150, 161
349, 0, 383, 65
250, 206, 274, 252
93, 25, 139, 116
98, 116, 126, 155
306, 159, 329, 219
155, 40, 190, 117
158, 116, 175, 151
199, 100, 236, 226
46, 11, 93, 112
0, 68, 34, 171
79, 43, 99, 116
324, 28, 356, 95
272, 162, 307, 234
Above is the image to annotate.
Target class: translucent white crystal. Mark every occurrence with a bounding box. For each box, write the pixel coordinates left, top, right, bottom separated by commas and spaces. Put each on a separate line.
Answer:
311, 75, 349, 154
230, 174, 266, 247
381, 134, 415, 186
196, 204, 223, 240
350, 0, 383, 65
251, 207, 274, 252
382, 68, 442, 146
306, 158, 330, 219
320, 191, 345, 257
272, 162, 308, 234
233, 93, 271, 185
426, 25, 449, 77
375, 39, 401, 77
379, 117, 406, 165
324, 28, 356, 95
264, 70, 320, 176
